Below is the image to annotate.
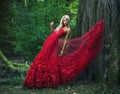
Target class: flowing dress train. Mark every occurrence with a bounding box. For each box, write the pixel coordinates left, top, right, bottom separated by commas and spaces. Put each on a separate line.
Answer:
23, 20, 104, 88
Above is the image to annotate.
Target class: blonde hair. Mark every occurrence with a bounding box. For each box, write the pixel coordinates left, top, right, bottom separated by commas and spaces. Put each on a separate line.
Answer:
55, 15, 70, 32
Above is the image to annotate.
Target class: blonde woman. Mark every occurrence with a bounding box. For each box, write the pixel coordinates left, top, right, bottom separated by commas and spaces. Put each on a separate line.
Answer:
50, 15, 71, 56
23, 15, 104, 88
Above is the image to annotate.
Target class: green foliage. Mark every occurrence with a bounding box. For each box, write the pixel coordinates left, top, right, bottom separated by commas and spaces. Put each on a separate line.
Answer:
67, 0, 79, 29
6, 0, 79, 60
0, 76, 24, 86
0, 1, 14, 52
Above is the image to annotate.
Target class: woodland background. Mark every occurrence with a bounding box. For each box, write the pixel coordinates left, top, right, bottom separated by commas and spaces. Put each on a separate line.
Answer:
0, 0, 120, 94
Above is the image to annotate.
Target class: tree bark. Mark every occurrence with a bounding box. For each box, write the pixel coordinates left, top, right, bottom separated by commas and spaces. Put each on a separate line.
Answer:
75, 0, 120, 85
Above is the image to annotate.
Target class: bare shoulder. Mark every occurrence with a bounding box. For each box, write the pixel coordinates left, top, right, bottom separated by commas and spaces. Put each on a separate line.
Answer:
66, 27, 71, 34
64, 27, 71, 33
68, 27, 71, 31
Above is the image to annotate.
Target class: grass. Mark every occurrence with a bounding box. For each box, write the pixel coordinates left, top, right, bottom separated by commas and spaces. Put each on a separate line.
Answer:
0, 77, 120, 94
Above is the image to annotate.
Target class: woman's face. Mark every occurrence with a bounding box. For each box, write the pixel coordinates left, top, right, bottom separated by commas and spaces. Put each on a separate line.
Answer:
62, 17, 69, 26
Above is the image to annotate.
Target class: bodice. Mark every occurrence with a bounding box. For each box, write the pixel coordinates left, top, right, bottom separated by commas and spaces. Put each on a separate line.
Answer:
52, 28, 66, 38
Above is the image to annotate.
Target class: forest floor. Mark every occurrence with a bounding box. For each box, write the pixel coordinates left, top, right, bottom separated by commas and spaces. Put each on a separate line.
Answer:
0, 78, 120, 94
0, 56, 120, 94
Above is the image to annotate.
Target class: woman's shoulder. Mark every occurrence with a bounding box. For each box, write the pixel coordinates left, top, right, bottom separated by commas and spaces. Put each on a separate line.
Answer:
63, 27, 71, 33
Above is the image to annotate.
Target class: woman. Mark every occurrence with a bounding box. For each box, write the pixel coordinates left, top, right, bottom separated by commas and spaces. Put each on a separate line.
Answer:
23, 15, 104, 88
50, 15, 71, 56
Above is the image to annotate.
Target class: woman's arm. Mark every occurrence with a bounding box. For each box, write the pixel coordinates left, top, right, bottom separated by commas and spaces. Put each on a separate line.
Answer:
59, 30, 70, 56
50, 21, 54, 33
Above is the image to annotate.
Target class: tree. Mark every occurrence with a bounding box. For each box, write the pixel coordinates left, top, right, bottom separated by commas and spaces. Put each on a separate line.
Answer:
75, 0, 120, 85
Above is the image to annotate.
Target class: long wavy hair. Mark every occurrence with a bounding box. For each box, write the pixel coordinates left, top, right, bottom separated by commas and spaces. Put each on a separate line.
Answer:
55, 15, 70, 32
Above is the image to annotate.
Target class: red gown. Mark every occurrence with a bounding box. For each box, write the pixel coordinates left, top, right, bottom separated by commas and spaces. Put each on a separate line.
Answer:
23, 20, 104, 88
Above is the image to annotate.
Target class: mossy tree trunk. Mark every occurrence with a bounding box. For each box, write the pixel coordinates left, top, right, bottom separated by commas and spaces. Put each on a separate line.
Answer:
74, 0, 120, 85
0, 50, 29, 78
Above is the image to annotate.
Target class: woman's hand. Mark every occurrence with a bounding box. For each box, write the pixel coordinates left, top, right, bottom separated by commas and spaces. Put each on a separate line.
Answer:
50, 21, 54, 33
50, 21, 54, 26
59, 50, 64, 57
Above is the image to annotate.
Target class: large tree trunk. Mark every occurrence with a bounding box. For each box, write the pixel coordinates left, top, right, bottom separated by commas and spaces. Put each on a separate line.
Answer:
75, 0, 120, 85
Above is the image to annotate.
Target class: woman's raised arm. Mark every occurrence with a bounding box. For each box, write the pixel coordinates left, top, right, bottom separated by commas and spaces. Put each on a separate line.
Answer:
50, 21, 54, 33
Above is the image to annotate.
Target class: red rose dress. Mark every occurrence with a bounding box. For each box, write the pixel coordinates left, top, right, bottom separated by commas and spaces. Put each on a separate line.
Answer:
23, 20, 104, 88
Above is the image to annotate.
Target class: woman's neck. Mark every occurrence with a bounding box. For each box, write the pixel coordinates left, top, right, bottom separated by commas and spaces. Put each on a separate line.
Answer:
63, 25, 69, 28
